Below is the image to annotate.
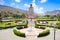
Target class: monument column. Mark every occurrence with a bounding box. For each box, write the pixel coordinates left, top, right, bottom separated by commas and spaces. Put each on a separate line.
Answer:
27, 4, 35, 19
29, 4, 34, 15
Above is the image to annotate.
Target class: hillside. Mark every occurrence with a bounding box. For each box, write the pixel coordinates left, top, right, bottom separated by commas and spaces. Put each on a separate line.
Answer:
0, 5, 27, 17
45, 10, 60, 15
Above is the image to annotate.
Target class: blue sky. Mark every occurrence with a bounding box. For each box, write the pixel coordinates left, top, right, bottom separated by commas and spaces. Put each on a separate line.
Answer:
0, 0, 60, 13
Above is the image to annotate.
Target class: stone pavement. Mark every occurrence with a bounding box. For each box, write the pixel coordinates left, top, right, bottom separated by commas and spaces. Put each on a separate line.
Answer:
0, 19, 60, 40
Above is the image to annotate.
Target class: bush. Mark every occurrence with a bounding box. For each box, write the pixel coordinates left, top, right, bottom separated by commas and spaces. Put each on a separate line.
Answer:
38, 29, 50, 37
16, 23, 28, 29
0, 21, 16, 29
16, 20, 28, 29
16, 25, 23, 29
56, 22, 60, 29
13, 29, 25, 37
40, 26, 45, 29
0, 23, 10, 29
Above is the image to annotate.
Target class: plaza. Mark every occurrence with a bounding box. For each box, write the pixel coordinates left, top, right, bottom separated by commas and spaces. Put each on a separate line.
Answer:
0, 4, 60, 40
0, 19, 60, 40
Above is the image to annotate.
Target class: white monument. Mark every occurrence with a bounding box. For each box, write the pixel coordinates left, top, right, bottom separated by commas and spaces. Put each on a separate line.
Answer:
27, 4, 36, 19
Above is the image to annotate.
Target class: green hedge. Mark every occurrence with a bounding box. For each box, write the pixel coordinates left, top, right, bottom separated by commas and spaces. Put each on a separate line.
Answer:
40, 26, 45, 29
0, 21, 16, 29
35, 20, 60, 29
16, 25, 23, 29
38, 29, 50, 37
56, 22, 60, 29
37, 19, 56, 21
16, 20, 28, 29
35, 26, 45, 29
13, 29, 25, 37
35, 21, 46, 29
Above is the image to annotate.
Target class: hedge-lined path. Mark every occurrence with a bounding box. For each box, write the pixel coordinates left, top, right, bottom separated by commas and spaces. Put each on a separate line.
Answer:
26, 19, 37, 40
26, 19, 44, 40
26, 19, 39, 36
0, 19, 60, 40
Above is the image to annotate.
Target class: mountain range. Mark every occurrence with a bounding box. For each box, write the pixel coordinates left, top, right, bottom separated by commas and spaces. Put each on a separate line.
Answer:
0, 5, 60, 16
0, 5, 27, 16
45, 10, 60, 15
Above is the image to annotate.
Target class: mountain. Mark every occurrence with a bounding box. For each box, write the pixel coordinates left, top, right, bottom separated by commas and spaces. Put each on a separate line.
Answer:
0, 5, 60, 17
0, 5, 27, 16
45, 10, 60, 15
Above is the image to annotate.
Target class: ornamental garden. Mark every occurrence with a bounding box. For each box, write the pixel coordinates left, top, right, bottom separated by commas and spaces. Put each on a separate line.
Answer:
0, 16, 60, 38
0, 4, 60, 40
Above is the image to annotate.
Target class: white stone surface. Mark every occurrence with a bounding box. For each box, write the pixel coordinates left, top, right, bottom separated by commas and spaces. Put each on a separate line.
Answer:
0, 19, 60, 40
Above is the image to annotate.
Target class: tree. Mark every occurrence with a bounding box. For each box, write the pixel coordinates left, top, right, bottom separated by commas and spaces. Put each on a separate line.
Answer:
57, 14, 60, 21
0, 13, 2, 23
44, 15, 50, 18
21, 13, 26, 18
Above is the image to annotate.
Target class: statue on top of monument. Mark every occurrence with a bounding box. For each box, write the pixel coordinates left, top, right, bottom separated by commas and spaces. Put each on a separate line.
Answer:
30, 4, 32, 8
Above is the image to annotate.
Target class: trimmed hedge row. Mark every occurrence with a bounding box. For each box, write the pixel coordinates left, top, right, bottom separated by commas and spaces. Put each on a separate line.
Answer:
16, 20, 28, 29
35, 26, 45, 29
40, 26, 45, 29
0, 21, 16, 29
37, 19, 56, 21
38, 29, 50, 37
55, 22, 60, 29
13, 29, 25, 37
35, 21, 46, 29
35, 20, 60, 29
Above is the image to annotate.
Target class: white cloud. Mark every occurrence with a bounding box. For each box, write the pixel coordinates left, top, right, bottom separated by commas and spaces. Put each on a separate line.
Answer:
40, 0, 47, 3
32, 0, 44, 14
37, 7, 44, 13
15, 0, 21, 2
24, 3, 30, 7
10, 2, 20, 9
32, 0, 35, 3
24, 0, 44, 14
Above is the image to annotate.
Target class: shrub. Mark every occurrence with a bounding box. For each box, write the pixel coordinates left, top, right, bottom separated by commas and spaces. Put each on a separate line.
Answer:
40, 26, 45, 29
38, 29, 50, 37
13, 29, 25, 37
16, 20, 28, 29
56, 22, 60, 29
16, 25, 23, 29
0, 23, 10, 29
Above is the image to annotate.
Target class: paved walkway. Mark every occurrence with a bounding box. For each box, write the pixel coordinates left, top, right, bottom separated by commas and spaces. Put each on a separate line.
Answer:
0, 19, 60, 40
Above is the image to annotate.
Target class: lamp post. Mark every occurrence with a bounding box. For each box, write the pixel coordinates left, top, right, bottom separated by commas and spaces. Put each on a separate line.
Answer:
53, 22, 56, 40
54, 27, 56, 40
